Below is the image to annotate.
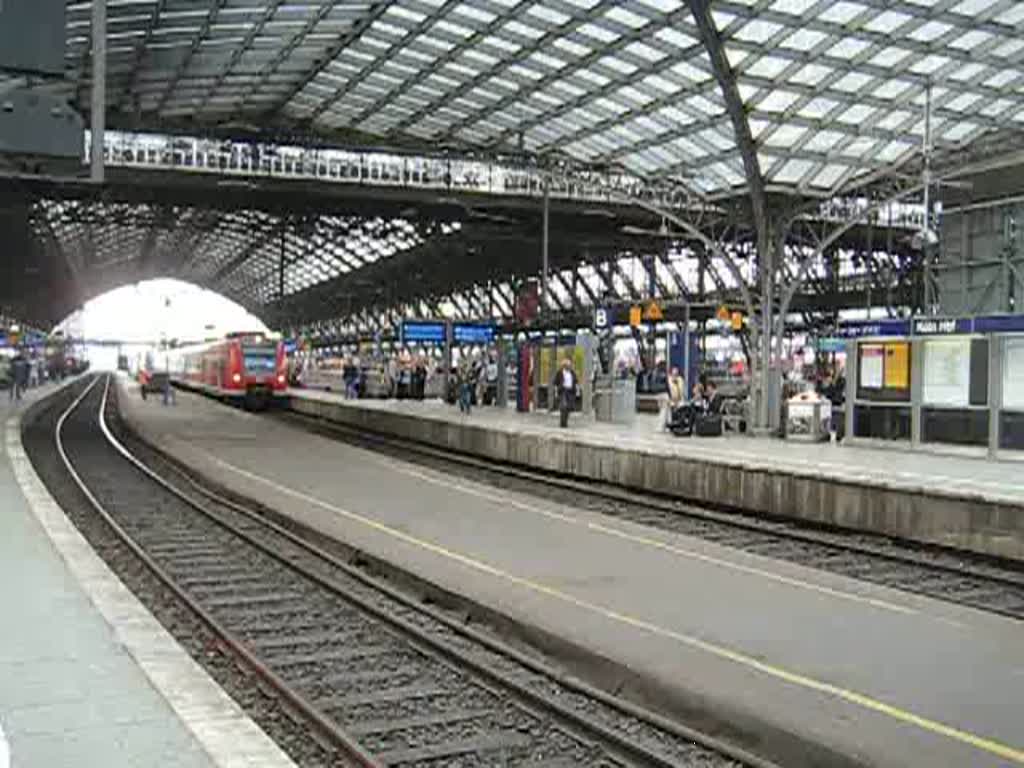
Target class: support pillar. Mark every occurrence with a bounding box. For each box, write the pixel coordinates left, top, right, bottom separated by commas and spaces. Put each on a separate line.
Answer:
279, 222, 286, 300
496, 338, 509, 408
758, 231, 775, 433
989, 335, 1001, 459
683, 303, 692, 395
910, 338, 924, 447
90, 0, 107, 182
442, 320, 453, 399
541, 183, 550, 316
845, 339, 857, 440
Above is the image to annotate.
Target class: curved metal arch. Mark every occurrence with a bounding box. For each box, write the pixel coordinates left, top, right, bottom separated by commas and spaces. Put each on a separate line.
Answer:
686, 0, 767, 233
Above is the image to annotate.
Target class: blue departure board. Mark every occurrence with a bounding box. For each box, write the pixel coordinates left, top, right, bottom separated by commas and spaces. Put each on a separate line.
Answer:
453, 323, 496, 344
402, 321, 446, 344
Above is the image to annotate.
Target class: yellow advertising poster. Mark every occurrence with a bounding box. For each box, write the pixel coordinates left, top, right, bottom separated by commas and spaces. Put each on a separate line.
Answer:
883, 342, 909, 389
538, 345, 554, 386
572, 344, 586, 377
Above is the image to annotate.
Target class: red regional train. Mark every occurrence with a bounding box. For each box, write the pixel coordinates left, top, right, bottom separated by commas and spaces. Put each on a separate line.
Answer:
171, 332, 288, 409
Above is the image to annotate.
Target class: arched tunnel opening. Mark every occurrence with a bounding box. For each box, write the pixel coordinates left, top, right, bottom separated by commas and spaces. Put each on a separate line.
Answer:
52, 278, 269, 371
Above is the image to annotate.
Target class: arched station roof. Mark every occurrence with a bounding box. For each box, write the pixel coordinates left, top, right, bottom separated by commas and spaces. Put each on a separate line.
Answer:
4, 0, 1024, 329
56, 0, 1024, 197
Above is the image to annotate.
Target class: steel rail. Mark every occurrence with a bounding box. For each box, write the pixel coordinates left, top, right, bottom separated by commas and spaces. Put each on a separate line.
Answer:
95, 377, 782, 768
55, 375, 383, 768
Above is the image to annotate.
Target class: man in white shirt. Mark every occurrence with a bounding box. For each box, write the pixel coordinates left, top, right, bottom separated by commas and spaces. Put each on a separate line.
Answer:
484, 356, 499, 405
553, 357, 579, 428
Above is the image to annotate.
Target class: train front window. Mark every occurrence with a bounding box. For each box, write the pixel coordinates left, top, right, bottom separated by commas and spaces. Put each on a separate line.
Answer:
242, 346, 277, 373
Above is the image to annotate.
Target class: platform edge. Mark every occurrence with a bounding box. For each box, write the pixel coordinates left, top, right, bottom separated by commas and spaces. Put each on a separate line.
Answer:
5, 382, 298, 768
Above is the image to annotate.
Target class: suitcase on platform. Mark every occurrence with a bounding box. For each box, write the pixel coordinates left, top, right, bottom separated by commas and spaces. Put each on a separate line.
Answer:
695, 415, 723, 437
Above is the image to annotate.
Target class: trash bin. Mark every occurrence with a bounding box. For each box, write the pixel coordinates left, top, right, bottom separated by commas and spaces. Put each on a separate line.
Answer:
784, 398, 831, 442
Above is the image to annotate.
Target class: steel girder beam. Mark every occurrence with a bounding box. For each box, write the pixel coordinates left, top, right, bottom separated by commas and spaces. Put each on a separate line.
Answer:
687, 0, 773, 423
135, 205, 185, 276
576, 269, 594, 308
175, 210, 232, 276
658, 252, 693, 301
208, 217, 283, 286
271, 3, 392, 122
607, 259, 641, 302
154, 0, 228, 116
687, 0, 767, 234
547, 271, 574, 313
398, 2, 626, 143
495, 283, 516, 317
115, 0, 169, 114
232, 1, 337, 115
314, 0, 468, 129
194, 1, 285, 115
465, 288, 489, 319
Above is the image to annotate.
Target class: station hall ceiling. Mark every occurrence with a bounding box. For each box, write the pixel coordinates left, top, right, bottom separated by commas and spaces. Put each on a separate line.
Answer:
55, 0, 1024, 198
5, 0, 1024, 329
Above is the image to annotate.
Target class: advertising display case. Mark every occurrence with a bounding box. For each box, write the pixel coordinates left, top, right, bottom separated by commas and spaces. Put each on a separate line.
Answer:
1000, 336, 1024, 451
852, 338, 912, 441
842, 313, 1024, 457
919, 336, 990, 447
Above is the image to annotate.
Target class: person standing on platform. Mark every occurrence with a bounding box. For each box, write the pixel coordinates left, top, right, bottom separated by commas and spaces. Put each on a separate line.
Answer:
457, 359, 474, 415
9, 351, 27, 402
553, 357, 579, 429
665, 366, 685, 430
386, 356, 399, 399
414, 357, 428, 400
162, 373, 176, 407
484, 355, 499, 405
27, 356, 39, 389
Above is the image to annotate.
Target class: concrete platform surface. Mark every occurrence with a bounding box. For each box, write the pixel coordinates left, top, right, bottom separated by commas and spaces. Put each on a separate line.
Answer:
125, 381, 1024, 768
289, 390, 1024, 561
2, 380, 296, 768
294, 390, 1024, 503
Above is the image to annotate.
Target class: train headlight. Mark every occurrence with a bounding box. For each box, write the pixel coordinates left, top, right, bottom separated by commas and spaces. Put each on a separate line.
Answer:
277, 374, 285, 384
232, 373, 242, 383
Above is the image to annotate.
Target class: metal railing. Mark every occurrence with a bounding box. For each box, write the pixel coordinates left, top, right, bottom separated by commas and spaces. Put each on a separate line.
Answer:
84, 130, 927, 231
86, 130, 705, 212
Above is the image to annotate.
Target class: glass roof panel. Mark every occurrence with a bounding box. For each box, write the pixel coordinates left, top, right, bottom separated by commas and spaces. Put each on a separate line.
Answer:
62, 0, 1024, 199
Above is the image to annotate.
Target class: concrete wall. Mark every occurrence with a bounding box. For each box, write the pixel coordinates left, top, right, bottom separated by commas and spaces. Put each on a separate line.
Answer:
290, 396, 1024, 563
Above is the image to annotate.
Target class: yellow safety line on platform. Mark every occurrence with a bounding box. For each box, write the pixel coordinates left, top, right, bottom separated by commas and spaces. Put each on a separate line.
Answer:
197, 447, 1024, 766
345, 451, 927, 618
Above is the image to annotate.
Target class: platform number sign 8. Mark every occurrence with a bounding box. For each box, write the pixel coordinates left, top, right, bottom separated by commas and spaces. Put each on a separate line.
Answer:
594, 308, 609, 330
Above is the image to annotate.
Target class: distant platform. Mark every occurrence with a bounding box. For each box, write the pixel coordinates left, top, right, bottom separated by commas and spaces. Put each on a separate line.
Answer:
290, 389, 1024, 561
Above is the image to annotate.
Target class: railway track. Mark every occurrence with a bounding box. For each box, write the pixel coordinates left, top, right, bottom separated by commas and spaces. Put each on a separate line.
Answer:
278, 409, 1024, 622
31, 374, 772, 768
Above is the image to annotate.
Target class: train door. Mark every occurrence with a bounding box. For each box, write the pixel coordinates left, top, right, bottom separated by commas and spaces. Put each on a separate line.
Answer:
275, 343, 288, 391
227, 342, 243, 391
